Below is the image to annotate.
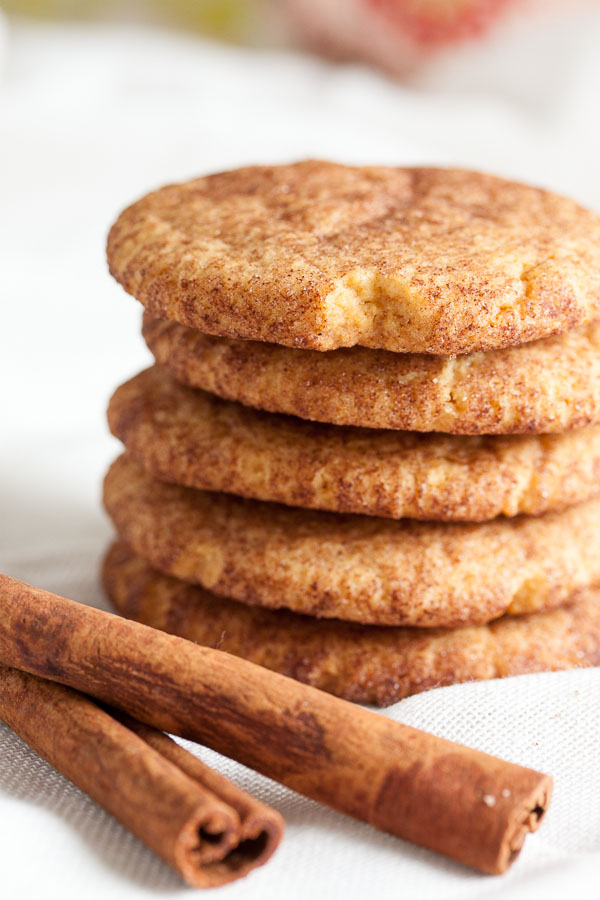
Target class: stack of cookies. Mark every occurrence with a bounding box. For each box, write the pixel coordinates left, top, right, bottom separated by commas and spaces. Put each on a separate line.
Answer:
102, 161, 600, 706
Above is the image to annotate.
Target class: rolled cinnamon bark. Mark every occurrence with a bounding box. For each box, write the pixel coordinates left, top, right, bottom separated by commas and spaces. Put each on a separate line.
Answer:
0, 665, 283, 887
112, 710, 283, 864
0, 573, 552, 874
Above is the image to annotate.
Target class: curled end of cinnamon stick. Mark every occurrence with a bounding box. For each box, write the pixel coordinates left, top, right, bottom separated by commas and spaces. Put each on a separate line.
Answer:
0, 666, 284, 891
493, 773, 553, 875
175, 807, 239, 887
176, 807, 284, 888
120, 719, 285, 887
373, 745, 553, 875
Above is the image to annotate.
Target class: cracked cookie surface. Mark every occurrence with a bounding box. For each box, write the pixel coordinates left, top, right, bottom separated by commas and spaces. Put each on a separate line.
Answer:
103, 542, 600, 707
108, 365, 600, 522
103, 455, 600, 627
108, 161, 600, 355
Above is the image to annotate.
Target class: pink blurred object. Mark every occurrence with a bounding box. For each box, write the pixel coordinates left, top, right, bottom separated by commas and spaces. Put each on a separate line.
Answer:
285, 0, 584, 73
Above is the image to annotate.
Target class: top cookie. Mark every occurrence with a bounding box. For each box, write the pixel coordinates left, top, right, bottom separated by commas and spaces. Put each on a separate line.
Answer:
107, 161, 600, 355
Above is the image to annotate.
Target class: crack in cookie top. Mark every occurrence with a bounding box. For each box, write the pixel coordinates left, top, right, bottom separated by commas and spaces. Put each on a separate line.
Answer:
107, 161, 600, 354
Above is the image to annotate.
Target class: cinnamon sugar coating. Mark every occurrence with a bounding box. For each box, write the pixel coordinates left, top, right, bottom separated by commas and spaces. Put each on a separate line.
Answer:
102, 455, 600, 628
144, 314, 600, 435
108, 162, 600, 355
108, 366, 600, 522
103, 542, 600, 707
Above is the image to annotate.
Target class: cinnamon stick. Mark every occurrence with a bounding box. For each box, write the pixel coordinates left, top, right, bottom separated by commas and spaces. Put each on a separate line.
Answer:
0, 573, 552, 874
0, 665, 283, 887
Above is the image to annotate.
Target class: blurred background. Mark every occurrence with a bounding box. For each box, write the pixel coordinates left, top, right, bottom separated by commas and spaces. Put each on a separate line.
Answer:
2, 1, 599, 70
0, 1, 597, 60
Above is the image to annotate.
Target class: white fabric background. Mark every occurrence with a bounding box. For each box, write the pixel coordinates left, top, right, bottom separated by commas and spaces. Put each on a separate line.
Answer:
1, 9, 600, 898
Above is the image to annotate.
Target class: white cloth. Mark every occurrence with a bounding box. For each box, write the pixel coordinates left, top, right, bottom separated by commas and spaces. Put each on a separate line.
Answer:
1, 10, 600, 898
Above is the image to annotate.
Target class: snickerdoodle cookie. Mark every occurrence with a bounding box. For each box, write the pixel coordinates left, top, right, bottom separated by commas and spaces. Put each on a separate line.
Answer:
108, 366, 600, 522
107, 162, 600, 355
103, 455, 600, 628
143, 314, 600, 435
103, 542, 600, 707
